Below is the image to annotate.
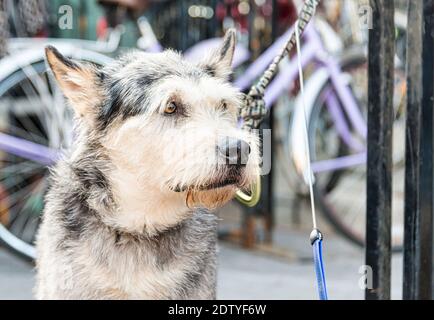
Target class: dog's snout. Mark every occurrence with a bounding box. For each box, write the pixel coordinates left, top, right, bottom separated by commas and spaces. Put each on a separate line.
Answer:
217, 137, 250, 166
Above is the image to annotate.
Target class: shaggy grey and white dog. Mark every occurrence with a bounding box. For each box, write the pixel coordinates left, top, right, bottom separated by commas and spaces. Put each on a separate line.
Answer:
35, 30, 259, 299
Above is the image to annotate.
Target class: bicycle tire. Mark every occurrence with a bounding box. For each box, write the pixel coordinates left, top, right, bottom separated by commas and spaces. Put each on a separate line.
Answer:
307, 52, 406, 250
0, 48, 112, 261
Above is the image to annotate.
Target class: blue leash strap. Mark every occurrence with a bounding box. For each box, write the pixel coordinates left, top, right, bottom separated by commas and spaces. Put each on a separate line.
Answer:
293, 3, 328, 300
310, 229, 328, 300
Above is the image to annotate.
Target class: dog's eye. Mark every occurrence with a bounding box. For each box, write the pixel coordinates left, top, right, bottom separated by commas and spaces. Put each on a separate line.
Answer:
165, 101, 178, 115
221, 101, 228, 110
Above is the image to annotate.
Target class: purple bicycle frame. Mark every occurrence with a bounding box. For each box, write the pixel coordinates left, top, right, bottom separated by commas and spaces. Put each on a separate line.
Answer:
0, 24, 367, 174
235, 24, 367, 174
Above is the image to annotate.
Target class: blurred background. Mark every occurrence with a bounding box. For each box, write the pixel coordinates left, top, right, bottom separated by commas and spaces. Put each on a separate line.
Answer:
0, 0, 410, 299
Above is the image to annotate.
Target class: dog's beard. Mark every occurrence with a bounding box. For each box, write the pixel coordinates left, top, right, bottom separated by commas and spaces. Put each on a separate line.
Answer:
183, 166, 253, 210
173, 165, 248, 191
186, 186, 237, 210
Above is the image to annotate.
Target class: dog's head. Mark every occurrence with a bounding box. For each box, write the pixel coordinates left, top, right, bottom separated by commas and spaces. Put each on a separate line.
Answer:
46, 30, 259, 212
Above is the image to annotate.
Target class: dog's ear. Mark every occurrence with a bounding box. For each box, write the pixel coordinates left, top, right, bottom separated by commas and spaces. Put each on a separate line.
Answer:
198, 29, 236, 80
45, 46, 103, 122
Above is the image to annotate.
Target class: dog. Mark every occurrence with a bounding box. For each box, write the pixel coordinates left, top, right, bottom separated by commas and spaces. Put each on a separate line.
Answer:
35, 30, 259, 299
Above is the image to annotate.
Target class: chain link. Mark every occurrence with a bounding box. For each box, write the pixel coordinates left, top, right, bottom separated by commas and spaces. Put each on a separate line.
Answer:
238, 0, 321, 130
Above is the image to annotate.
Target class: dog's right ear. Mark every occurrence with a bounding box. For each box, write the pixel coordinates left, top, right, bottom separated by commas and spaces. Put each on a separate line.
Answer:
198, 29, 236, 80
45, 46, 103, 123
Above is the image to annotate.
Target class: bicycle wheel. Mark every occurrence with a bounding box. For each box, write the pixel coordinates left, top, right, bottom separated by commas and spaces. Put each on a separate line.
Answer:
0, 48, 111, 260
308, 53, 406, 249
287, 51, 366, 196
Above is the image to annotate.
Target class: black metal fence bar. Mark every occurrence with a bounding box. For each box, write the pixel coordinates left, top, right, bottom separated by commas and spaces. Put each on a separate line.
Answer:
403, 1, 423, 299
403, 0, 434, 300
365, 0, 395, 300
419, 0, 434, 300
403, 0, 423, 300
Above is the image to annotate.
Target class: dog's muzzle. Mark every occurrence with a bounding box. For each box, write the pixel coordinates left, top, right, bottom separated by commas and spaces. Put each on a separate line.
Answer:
171, 137, 251, 193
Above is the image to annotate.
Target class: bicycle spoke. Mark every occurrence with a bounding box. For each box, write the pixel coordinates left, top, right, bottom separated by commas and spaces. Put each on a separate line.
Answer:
17, 80, 51, 137
14, 181, 45, 241
4, 121, 47, 145
23, 181, 45, 232
0, 158, 42, 170
337, 170, 365, 224
0, 163, 44, 201
1, 178, 42, 222
20, 64, 55, 114
44, 71, 73, 147
6, 187, 36, 228
0, 169, 45, 190
20, 65, 61, 144
0, 93, 48, 144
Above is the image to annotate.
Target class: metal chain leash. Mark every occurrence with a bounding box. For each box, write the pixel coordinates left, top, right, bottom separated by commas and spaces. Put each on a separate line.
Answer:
238, 0, 321, 130
235, 0, 321, 207
235, 0, 328, 300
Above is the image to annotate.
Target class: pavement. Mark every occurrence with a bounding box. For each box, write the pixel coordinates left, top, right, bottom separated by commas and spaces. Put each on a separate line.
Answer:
218, 232, 403, 300
0, 229, 403, 300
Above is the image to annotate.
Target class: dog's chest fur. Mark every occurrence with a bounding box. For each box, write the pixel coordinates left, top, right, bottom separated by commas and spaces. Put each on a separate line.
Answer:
35, 160, 218, 299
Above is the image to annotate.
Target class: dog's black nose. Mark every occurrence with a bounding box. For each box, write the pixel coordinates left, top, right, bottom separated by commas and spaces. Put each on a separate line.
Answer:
217, 137, 250, 166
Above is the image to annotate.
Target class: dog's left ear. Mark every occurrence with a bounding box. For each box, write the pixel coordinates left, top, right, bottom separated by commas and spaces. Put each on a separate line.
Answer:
45, 46, 102, 123
198, 29, 236, 80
